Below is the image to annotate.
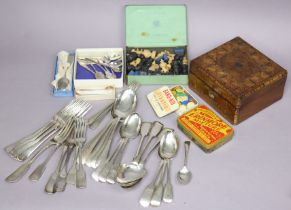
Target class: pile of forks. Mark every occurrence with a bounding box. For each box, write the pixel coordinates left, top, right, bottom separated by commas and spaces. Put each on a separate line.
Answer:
5, 99, 92, 193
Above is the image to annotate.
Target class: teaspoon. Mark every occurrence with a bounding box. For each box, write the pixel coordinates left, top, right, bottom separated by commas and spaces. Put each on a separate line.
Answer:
177, 141, 192, 185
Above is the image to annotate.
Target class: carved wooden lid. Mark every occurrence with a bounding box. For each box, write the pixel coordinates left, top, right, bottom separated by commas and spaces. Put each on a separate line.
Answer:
190, 37, 287, 106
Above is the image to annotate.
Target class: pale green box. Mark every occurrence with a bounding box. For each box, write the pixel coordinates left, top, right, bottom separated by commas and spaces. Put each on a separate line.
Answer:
125, 5, 188, 85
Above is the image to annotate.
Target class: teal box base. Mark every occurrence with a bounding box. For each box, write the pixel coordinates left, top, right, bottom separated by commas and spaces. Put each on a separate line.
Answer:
127, 75, 188, 85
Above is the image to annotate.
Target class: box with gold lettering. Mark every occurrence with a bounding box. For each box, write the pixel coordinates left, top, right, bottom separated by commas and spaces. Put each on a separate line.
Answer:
177, 105, 234, 152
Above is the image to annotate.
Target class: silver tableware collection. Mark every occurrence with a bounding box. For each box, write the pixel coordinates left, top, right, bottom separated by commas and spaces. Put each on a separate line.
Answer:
78, 53, 122, 79
4, 84, 192, 207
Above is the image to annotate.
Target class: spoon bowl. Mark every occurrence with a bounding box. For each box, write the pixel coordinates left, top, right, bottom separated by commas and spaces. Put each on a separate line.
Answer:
112, 88, 137, 119
159, 128, 179, 159
57, 63, 72, 91
93, 113, 142, 183
84, 85, 138, 169
116, 122, 164, 187
177, 141, 192, 185
155, 128, 179, 205
120, 113, 142, 139
177, 166, 192, 185
117, 162, 146, 184
57, 77, 70, 90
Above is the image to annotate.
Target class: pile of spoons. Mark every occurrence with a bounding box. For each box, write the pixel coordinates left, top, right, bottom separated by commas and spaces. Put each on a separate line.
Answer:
139, 128, 179, 207
116, 121, 164, 187
82, 83, 139, 169
92, 112, 142, 183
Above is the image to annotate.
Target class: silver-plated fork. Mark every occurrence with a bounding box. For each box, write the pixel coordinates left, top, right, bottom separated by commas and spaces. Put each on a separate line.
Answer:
5, 99, 81, 155
5, 117, 75, 183
66, 117, 87, 188
74, 118, 87, 188
5, 99, 91, 162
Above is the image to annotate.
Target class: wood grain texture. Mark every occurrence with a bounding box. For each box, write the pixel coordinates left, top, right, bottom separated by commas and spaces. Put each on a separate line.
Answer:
189, 37, 288, 125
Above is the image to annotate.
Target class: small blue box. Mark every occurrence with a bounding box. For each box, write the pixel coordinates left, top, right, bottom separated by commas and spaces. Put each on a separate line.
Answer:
52, 53, 74, 97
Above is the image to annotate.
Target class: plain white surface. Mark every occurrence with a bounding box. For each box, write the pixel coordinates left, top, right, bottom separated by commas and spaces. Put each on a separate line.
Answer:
0, 0, 291, 210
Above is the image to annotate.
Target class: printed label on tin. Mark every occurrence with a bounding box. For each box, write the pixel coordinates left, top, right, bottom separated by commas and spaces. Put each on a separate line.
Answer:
178, 105, 233, 145
147, 86, 179, 117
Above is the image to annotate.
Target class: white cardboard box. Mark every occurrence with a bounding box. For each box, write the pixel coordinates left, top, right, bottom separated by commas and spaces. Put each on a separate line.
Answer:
74, 48, 124, 100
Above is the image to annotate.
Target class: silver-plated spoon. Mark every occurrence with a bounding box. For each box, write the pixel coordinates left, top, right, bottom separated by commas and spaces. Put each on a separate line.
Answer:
116, 121, 164, 187
118, 140, 160, 188
177, 140, 192, 185
92, 113, 141, 183
57, 63, 72, 91
82, 85, 138, 168
151, 128, 179, 206
139, 161, 167, 208
78, 60, 105, 79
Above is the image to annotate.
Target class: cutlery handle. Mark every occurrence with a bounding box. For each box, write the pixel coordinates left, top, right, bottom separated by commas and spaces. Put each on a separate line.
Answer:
87, 103, 113, 129
163, 182, 173, 203
106, 141, 128, 184
5, 142, 52, 182
139, 183, 155, 207
150, 184, 164, 207
184, 141, 191, 166
15, 127, 58, 161
133, 122, 152, 160
91, 139, 123, 182
45, 145, 68, 194
55, 145, 72, 192
29, 144, 59, 181
5, 121, 54, 155
83, 118, 117, 167
44, 172, 58, 194
5, 161, 32, 183
97, 139, 126, 183
135, 122, 164, 163
150, 161, 167, 206
139, 161, 165, 207
133, 135, 146, 161
139, 141, 160, 164
76, 145, 87, 189
149, 121, 164, 137
92, 118, 120, 167
76, 166, 86, 188
163, 160, 173, 203
66, 148, 78, 185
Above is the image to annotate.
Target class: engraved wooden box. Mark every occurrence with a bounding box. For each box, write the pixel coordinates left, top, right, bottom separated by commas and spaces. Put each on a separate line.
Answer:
189, 37, 288, 125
